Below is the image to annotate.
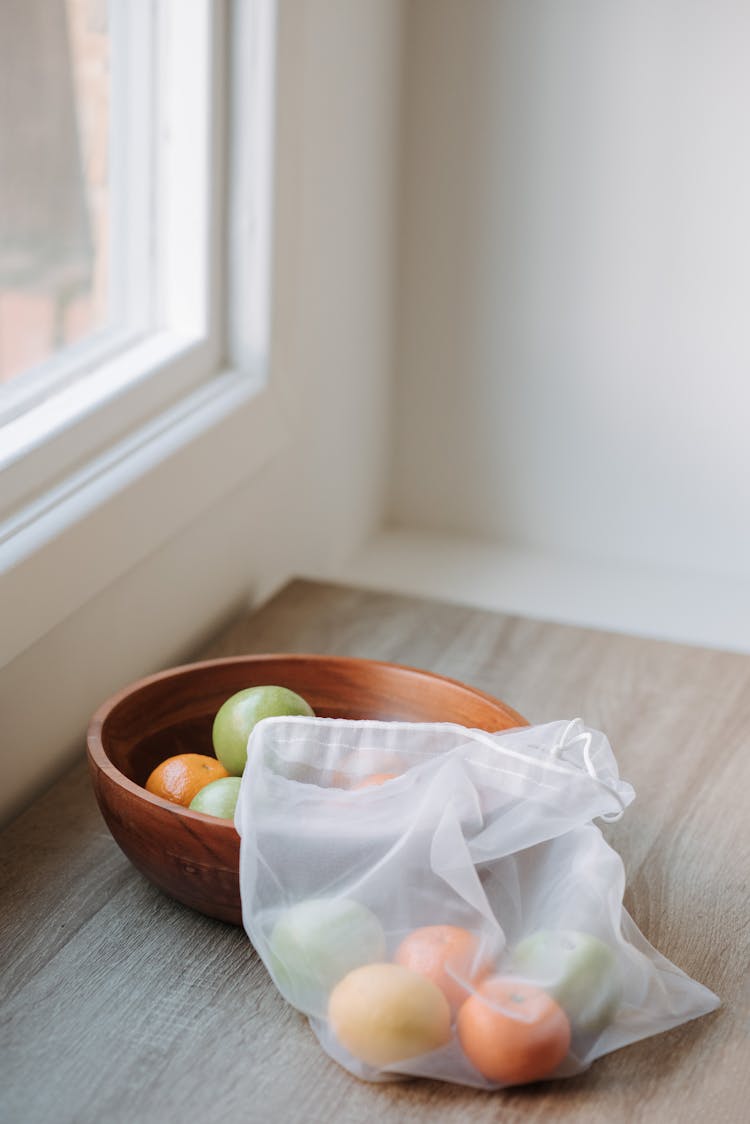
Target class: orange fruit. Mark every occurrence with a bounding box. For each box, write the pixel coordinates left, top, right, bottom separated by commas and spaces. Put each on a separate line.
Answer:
457, 977, 570, 1085
328, 962, 451, 1068
394, 924, 489, 1010
145, 753, 229, 807
353, 772, 398, 789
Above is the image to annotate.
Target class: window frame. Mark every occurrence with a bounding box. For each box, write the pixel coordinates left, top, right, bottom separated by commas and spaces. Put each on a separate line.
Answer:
0, 0, 227, 513
0, 0, 285, 670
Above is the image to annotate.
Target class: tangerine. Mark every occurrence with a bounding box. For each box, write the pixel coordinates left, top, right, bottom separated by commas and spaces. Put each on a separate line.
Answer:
394, 924, 489, 1010
145, 753, 229, 807
457, 977, 570, 1085
353, 772, 398, 789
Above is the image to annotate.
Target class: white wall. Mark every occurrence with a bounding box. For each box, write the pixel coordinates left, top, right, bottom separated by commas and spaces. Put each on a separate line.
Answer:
391, 0, 750, 581
1, 0, 403, 825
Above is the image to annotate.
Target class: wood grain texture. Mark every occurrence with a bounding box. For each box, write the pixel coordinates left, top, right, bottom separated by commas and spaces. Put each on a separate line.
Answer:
2, 579, 749, 1124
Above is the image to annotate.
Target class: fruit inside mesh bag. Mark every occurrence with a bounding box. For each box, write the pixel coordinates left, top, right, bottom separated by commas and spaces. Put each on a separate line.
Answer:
236, 716, 720, 1087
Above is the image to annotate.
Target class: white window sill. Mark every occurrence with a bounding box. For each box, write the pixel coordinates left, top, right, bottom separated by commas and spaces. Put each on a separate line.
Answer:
0, 370, 288, 670
332, 527, 750, 655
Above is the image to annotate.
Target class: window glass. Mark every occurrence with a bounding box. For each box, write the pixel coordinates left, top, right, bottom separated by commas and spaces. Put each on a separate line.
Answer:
0, 0, 112, 385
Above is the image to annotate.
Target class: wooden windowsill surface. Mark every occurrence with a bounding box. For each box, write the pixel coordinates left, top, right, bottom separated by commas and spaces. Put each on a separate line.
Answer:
2, 579, 748, 1123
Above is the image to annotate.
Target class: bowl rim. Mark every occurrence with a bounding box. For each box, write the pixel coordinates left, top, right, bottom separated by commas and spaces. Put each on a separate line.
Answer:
86, 652, 528, 828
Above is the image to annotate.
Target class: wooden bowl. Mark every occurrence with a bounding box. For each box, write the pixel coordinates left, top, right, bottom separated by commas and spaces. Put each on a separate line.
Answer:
86, 654, 527, 925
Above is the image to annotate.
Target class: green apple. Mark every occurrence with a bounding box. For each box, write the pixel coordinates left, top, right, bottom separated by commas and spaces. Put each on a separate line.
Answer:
212, 685, 315, 775
188, 776, 242, 819
268, 897, 386, 1016
511, 929, 622, 1034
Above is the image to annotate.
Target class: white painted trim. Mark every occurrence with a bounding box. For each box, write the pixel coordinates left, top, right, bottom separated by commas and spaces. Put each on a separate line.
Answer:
0, 0, 281, 672
227, 0, 277, 378
157, 0, 225, 343
109, 0, 155, 335
0, 0, 228, 508
0, 370, 288, 670
332, 527, 750, 655
0, 332, 214, 517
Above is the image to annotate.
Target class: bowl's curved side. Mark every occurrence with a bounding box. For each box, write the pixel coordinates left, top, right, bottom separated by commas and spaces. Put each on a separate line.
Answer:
86, 654, 528, 926
86, 753, 242, 925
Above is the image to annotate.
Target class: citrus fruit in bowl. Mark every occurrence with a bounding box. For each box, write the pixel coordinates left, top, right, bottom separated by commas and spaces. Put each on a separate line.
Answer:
213, 685, 315, 774
188, 776, 243, 819
145, 753, 229, 805
86, 653, 526, 924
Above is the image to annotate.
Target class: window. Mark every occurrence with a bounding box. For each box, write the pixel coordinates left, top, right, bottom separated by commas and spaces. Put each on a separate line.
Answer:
0, 0, 281, 668
0, 0, 115, 386
0, 0, 228, 512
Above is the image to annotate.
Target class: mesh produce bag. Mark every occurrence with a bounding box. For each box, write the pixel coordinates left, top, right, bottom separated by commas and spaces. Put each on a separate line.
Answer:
236, 716, 719, 1088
